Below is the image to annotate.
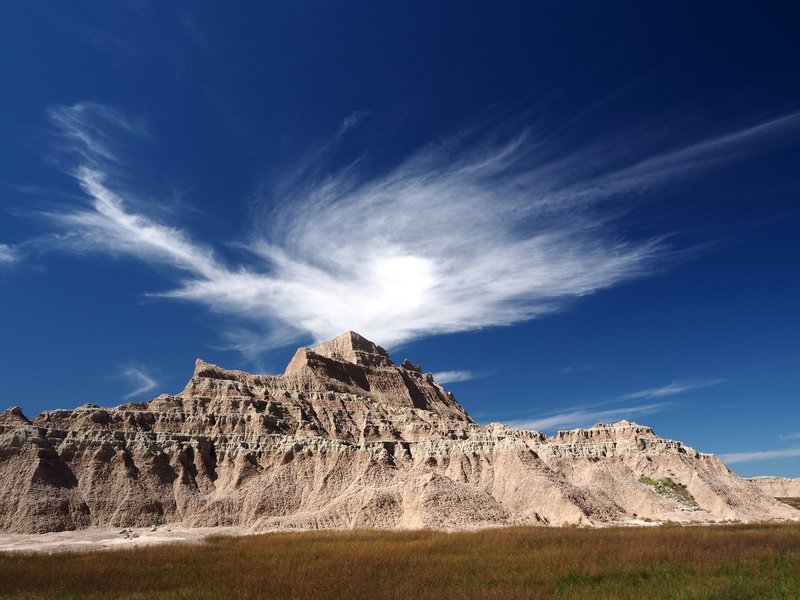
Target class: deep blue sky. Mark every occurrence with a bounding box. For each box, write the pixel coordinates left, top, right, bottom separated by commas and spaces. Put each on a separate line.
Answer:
1, 2, 799, 476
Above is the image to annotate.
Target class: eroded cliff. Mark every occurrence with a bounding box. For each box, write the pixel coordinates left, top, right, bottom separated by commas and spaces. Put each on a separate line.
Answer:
1, 332, 796, 533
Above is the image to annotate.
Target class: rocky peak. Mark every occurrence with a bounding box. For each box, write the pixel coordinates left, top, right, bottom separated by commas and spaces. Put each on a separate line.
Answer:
400, 359, 422, 373
310, 331, 394, 368
193, 358, 231, 379
278, 332, 471, 421
0, 406, 30, 426
1, 335, 797, 535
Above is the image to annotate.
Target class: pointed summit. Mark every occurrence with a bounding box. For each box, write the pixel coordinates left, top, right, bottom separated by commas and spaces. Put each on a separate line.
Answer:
311, 331, 393, 368
193, 358, 216, 378
0, 405, 30, 425
1, 334, 796, 535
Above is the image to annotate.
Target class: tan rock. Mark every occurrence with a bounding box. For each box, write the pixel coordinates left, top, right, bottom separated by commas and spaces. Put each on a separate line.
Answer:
0, 332, 797, 533
747, 476, 800, 498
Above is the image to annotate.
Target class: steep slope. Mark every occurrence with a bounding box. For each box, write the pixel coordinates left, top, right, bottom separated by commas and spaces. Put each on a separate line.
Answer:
1, 332, 797, 533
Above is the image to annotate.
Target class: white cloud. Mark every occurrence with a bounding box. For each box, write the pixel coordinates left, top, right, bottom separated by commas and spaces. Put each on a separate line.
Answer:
622, 378, 724, 400
48, 101, 148, 164
337, 110, 369, 136
548, 112, 800, 205
432, 370, 474, 384
60, 166, 221, 279
26, 102, 800, 355
720, 447, 800, 464
560, 364, 599, 375
496, 375, 720, 431
783, 432, 800, 440
120, 366, 157, 400
509, 401, 671, 432
160, 127, 675, 347
0, 244, 17, 265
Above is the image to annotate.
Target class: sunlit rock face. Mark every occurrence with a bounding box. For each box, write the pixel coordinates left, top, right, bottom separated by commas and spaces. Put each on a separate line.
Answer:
1, 332, 797, 533
747, 477, 800, 498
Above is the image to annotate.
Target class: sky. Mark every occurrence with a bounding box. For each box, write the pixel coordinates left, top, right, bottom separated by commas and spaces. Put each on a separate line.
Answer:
1, 1, 799, 477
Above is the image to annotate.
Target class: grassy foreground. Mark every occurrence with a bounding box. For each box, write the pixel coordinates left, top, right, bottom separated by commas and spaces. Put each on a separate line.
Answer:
1, 523, 800, 599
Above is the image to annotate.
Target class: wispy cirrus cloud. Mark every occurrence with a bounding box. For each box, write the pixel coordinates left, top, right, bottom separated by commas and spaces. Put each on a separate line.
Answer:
337, 110, 370, 136
504, 376, 723, 431
560, 364, 600, 375
432, 370, 475, 384
0, 244, 17, 265
509, 401, 671, 432
720, 446, 800, 464
622, 378, 725, 400
119, 365, 157, 400
547, 112, 800, 205
48, 101, 149, 164
9, 102, 800, 354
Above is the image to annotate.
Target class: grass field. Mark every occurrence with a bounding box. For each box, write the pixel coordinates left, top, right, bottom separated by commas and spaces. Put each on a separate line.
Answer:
1, 523, 799, 599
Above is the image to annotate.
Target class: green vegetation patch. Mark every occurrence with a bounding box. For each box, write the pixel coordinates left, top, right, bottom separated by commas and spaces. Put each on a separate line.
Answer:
777, 497, 800, 510
639, 475, 698, 507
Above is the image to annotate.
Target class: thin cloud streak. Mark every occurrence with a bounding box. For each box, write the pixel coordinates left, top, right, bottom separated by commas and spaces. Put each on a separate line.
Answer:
550, 112, 800, 205
623, 378, 725, 400
481, 373, 719, 427
432, 370, 474, 384
120, 366, 157, 400
720, 447, 800, 464
14, 102, 800, 354
48, 101, 149, 164
509, 401, 671, 432
0, 244, 16, 264
560, 364, 599, 375
337, 110, 369, 136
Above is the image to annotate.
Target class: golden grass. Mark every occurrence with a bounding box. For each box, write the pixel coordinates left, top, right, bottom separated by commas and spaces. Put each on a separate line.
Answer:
1, 523, 800, 599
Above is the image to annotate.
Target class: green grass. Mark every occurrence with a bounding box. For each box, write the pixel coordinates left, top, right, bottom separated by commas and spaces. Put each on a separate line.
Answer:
639, 475, 698, 507
1, 523, 799, 599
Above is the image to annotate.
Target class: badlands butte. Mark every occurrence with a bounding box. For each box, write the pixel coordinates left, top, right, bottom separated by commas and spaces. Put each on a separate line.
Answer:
1, 331, 798, 534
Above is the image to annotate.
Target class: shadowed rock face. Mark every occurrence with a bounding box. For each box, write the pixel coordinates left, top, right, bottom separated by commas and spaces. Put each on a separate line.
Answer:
1, 332, 797, 533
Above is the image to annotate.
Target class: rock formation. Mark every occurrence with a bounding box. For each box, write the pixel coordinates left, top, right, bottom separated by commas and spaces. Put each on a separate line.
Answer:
1, 331, 797, 533
747, 476, 800, 498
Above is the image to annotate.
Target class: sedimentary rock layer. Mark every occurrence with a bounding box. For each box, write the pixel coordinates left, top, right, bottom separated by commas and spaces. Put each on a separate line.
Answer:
747, 476, 800, 498
1, 332, 797, 533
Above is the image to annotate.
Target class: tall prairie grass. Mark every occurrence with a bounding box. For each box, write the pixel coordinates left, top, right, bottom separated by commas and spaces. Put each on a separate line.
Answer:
1, 523, 799, 599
